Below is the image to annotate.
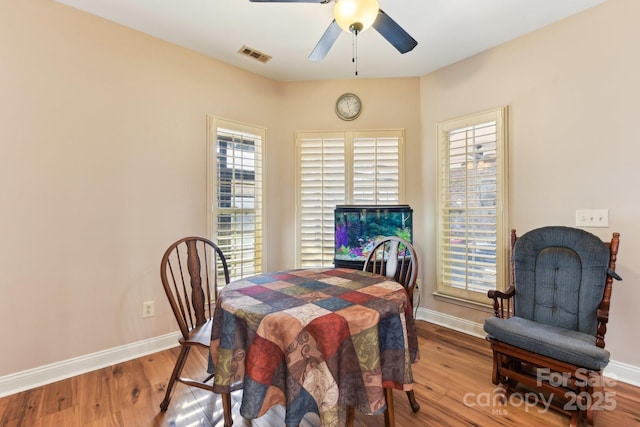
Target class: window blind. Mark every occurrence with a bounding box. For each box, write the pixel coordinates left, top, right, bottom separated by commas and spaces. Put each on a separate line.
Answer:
437, 108, 508, 303
296, 130, 404, 268
298, 136, 346, 268
208, 118, 264, 282
353, 136, 400, 204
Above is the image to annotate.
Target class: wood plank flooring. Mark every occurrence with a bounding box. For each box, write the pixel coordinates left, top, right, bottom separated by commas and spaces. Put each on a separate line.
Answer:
1, 321, 638, 426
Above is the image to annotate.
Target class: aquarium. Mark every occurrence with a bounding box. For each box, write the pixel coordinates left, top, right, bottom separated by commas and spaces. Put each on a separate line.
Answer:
334, 205, 413, 270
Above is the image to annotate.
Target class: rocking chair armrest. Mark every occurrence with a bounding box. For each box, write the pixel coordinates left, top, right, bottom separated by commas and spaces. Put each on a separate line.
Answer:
487, 285, 515, 318
487, 285, 515, 301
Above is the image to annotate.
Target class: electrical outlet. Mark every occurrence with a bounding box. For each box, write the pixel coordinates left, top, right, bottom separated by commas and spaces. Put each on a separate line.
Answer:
142, 301, 155, 318
575, 210, 609, 228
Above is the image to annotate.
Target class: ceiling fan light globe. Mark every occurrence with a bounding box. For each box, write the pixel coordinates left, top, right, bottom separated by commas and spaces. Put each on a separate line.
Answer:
333, 0, 379, 33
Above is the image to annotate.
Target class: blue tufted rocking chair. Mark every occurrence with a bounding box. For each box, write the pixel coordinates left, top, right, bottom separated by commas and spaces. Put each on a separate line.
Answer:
484, 226, 621, 426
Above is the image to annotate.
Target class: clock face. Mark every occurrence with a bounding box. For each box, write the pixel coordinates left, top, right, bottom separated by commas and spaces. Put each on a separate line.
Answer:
336, 93, 362, 121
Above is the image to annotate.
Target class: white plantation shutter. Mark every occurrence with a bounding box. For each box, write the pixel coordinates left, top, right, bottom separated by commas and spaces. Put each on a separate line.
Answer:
296, 130, 404, 268
353, 133, 401, 204
436, 107, 508, 303
298, 135, 346, 268
208, 117, 264, 282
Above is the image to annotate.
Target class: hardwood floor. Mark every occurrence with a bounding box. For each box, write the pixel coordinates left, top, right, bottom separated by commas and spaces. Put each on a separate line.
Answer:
1, 321, 638, 426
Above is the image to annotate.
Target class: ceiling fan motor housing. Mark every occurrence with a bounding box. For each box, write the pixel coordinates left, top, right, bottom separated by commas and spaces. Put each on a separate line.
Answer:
333, 0, 379, 33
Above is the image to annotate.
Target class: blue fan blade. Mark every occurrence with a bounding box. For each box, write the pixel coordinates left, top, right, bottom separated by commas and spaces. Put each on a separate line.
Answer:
309, 20, 342, 61
373, 9, 418, 54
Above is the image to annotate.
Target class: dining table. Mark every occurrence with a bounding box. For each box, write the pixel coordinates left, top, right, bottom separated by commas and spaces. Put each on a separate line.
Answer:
209, 267, 419, 427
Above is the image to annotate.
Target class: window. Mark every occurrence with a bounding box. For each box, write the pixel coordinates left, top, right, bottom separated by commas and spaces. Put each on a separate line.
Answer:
296, 130, 404, 268
208, 117, 263, 282
436, 107, 509, 304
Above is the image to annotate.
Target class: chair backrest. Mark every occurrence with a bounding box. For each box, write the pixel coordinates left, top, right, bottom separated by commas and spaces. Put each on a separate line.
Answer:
512, 226, 618, 337
160, 237, 230, 340
363, 236, 418, 301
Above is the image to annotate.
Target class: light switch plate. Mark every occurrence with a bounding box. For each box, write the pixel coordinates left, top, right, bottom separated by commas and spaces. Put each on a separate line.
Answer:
575, 210, 609, 228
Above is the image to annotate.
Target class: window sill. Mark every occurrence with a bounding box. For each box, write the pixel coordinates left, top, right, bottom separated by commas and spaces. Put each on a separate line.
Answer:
432, 291, 494, 313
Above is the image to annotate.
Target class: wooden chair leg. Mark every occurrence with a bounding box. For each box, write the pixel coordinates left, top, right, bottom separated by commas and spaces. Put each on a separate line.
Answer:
222, 392, 233, 427
160, 346, 191, 411
586, 371, 602, 426
491, 350, 500, 385
383, 388, 395, 427
346, 405, 355, 427
569, 411, 580, 427
406, 389, 420, 412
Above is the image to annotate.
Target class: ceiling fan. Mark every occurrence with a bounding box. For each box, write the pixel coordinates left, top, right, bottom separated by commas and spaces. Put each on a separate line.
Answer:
249, 0, 418, 61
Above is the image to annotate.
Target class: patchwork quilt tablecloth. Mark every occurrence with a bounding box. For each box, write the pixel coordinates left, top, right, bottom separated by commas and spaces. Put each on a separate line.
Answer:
210, 268, 419, 427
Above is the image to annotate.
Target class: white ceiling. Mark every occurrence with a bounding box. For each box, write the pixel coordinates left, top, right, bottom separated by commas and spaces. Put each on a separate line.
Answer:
55, 0, 606, 82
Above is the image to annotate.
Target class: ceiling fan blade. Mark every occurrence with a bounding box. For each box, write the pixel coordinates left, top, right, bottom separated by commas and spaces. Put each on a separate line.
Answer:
309, 20, 342, 61
372, 9, 418, 54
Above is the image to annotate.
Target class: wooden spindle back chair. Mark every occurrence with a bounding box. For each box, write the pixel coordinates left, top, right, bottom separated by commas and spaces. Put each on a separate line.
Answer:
363, 236, 419, 302
159, 236, 232, 424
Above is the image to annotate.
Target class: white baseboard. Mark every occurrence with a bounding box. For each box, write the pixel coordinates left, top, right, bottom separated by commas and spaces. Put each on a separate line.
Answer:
605, 359, 640, 388
415, 307, 640, 388
0, 332, 179, 398
416, 306, 486, 338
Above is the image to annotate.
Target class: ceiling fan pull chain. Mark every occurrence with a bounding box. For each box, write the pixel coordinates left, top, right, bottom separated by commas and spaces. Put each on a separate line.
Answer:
352, 29, 359, 76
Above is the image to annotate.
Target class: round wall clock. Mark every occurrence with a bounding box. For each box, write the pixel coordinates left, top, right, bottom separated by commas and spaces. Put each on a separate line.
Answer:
335, 93, 362, 121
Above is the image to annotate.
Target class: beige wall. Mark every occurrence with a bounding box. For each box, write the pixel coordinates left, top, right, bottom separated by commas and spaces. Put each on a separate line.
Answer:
1, 0, 638, 382
271, 79, 422, 270
419, 0, 640, 368
0, 0, 284, 375
0, 0, 422, 377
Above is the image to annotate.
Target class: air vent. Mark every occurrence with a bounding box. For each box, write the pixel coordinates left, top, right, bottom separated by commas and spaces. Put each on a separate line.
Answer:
238, 45, 272, 63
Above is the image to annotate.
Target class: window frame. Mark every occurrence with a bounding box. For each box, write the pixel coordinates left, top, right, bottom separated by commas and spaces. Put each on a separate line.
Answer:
435, 107, 509, 304
295, 129, 405, 268
207, 116, 265, 282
